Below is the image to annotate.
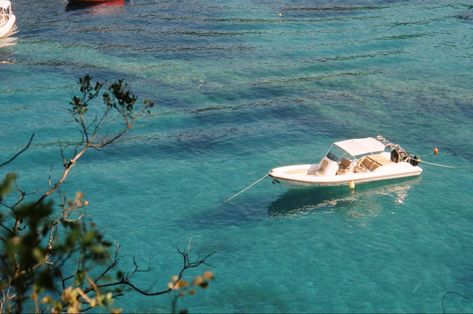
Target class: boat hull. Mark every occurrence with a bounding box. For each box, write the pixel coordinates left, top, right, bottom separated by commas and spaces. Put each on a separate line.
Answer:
269, 163, 422, 187
66, 0, 124, 11
0, 14, 15, 38
68, 0, 120, 2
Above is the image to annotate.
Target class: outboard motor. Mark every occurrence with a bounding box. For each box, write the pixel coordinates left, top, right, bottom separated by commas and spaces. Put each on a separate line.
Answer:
391, 147, 419, 166
409, 155, 420, 166
390, 149, 400, 163
390, 148, 408, 163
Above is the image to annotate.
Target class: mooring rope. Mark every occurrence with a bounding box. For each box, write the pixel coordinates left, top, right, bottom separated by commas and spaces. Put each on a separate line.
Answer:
418, 159, 458, 169
224, 174, 268, 203
415, 147, 468, 169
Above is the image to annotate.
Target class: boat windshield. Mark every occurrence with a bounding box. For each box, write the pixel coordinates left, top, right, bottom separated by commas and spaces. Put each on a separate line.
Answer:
326, 145, 354, 162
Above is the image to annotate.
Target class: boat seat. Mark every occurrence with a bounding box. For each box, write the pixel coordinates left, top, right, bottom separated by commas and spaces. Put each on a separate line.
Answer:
286, 168, 307, 175
336, 158, 352, 175
339, 158, 352, 168
307, 164, 318, 175
354, 165, 365, 173
336, 168, 350, 175
315, 159, 329, 175
355, 156, 380, 172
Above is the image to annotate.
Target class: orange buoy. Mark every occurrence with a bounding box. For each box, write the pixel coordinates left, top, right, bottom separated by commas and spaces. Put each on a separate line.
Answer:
433, 147, 439, 156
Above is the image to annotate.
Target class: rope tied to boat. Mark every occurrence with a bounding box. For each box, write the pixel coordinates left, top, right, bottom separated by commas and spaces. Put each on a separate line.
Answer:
418, 159, 458, 168
418, 147, 471, 169
224, 174, 268, 203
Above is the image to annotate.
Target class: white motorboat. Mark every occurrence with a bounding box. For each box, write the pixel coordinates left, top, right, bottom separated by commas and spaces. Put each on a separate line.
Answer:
269, 136, 422, 187
0, 0, 15, 39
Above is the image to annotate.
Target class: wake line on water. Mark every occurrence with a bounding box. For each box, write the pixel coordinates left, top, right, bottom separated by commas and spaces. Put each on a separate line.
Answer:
283, 5, 383, 12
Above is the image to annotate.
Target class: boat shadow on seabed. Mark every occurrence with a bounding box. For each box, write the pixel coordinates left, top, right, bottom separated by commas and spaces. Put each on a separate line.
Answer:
268, 177, 421, 218
177, 178, 420, 231
0, 35, 17, 65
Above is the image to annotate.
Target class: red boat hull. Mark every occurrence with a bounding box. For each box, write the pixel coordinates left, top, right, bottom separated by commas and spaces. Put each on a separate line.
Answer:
69, 0, 123, 3
66, 0, 124, 11
68, 0, 124, 5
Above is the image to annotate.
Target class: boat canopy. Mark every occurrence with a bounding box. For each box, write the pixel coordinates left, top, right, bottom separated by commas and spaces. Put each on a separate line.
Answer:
334, 137, 385, 157
0, 1, 11, 9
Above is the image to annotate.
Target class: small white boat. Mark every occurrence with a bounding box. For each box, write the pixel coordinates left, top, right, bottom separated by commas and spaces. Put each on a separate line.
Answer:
269, 136, 422, 187
0, 0, 15, 39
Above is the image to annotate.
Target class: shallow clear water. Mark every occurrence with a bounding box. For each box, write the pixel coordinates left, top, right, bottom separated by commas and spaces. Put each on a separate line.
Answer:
1, 0, 473, 312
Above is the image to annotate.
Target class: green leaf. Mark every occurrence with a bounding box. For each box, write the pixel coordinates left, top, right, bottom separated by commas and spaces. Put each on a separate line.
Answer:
0, 172, 17, 200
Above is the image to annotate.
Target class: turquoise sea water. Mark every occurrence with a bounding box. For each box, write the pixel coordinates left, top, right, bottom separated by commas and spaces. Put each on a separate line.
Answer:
1, 0, 473, 312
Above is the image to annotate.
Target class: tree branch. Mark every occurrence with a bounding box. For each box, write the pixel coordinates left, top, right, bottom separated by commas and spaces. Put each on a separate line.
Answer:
442, 291, 470, 314
92, 249, 214, 297
0, 133, 35, 169
33, 146, 88, 208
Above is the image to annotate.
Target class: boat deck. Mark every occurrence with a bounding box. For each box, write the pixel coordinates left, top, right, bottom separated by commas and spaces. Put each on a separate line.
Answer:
355, 154, 392, 172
